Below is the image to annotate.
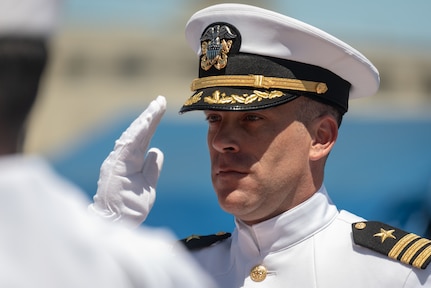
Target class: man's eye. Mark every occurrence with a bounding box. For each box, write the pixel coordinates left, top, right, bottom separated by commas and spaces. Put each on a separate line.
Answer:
244, 114, 262, 121
205, 114, 221, 123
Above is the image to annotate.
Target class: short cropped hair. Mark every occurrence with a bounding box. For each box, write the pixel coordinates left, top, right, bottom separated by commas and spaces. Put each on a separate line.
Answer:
295, 96, 343, 128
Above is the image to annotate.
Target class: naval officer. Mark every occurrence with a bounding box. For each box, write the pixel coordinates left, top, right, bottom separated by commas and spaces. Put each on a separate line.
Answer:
91, 3, 431, 287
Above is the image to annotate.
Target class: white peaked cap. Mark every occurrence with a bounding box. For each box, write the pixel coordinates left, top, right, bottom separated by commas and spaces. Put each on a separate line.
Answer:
182, 3, 380, 114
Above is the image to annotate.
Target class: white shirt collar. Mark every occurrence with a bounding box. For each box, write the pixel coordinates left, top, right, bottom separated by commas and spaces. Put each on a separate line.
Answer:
234, 185, 338, 256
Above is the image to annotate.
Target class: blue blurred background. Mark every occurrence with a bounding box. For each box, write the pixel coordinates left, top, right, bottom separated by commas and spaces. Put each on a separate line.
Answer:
25, 0, 431, 239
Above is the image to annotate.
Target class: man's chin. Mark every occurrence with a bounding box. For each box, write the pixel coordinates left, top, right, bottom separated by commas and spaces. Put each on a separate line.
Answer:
216, 190, 251, 214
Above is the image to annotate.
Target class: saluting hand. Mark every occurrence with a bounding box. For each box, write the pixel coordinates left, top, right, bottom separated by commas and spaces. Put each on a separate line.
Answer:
89, 96, 166, 228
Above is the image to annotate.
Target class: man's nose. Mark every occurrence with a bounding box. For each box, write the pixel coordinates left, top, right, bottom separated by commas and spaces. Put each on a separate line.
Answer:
210, 123, 240, 153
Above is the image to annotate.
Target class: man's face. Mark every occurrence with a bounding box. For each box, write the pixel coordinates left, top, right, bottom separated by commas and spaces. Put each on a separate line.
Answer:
205, 99, 315, 225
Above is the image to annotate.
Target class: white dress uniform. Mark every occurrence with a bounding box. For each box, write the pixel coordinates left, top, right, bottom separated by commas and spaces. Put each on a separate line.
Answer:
187, 186, 431, 287
176, 4, 431, 287
0, 155, 217, 288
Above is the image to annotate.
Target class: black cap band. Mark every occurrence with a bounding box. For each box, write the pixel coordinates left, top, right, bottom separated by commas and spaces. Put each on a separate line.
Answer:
180, 52, 351, 114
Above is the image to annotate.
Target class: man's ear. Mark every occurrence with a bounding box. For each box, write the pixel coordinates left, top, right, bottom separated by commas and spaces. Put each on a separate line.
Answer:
309, 115, 338, 161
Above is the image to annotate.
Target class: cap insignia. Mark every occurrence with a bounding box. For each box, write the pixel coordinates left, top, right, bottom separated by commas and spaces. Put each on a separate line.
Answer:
200, 24, 237, 71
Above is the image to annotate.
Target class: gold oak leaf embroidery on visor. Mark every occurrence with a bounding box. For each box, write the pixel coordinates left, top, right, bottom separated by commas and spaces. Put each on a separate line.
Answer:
183, 92, 203, 106
204, 90, 285, 105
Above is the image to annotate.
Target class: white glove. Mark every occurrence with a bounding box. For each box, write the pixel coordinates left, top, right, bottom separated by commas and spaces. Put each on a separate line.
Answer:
89, 95, 166, 228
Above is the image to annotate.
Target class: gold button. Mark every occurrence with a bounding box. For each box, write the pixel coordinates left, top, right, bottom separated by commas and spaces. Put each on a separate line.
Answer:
355, 222, 367, 230
250, 265, 267, 282
316, 82, 328, 94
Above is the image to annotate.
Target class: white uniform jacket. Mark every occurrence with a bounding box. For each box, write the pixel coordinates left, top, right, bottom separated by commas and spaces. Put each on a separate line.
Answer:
189, 186, 431, 287
0, 155, 216, 288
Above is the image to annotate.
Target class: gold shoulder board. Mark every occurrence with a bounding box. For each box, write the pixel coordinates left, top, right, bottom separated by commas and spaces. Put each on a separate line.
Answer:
180, 232, 231, 250
352, 221, 431, 269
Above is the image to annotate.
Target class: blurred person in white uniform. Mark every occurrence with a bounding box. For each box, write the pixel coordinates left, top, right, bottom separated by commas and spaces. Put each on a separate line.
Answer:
0, 1, 216, 287
0, 0, 61, 153
91, 3, 431, 287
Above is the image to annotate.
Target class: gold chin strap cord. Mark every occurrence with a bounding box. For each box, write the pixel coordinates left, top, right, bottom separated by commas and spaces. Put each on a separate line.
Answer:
191, 74, 328, 94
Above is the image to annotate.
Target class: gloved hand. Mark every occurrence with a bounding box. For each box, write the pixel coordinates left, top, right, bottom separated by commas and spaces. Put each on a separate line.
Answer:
88, 95, 166, 228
